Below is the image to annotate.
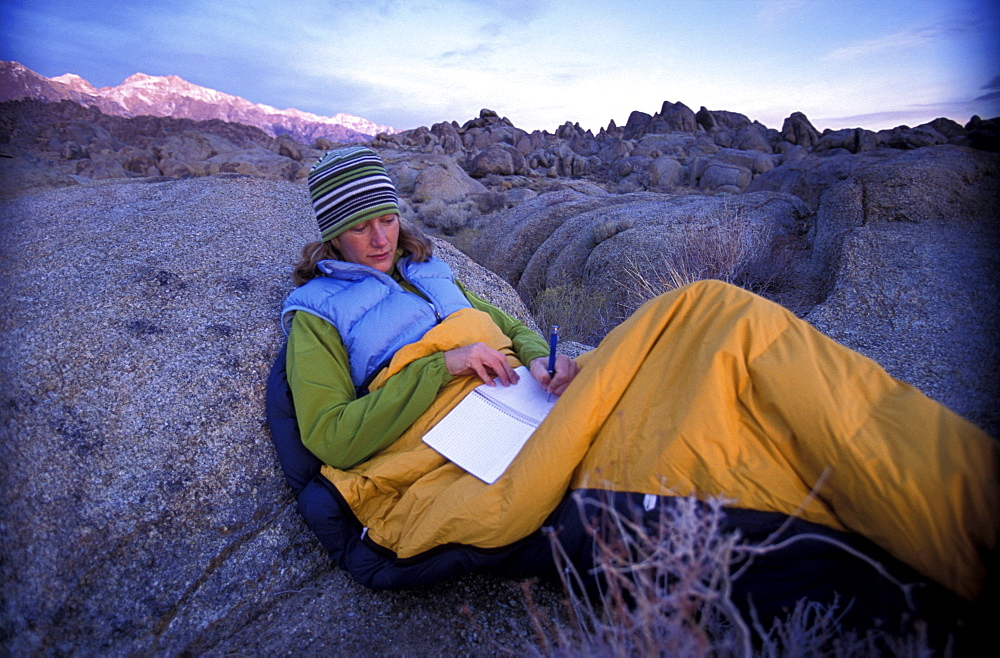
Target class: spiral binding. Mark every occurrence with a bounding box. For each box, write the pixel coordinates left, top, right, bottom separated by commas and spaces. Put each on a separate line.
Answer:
472, 389, 542, 428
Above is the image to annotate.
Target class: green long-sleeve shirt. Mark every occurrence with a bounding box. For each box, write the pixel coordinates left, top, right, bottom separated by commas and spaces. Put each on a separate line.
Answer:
286, 279, 549, 469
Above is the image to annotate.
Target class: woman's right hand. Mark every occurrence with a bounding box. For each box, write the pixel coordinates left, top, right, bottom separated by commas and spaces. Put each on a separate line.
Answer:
529, 354, 579, 397
444, 343, 519, 387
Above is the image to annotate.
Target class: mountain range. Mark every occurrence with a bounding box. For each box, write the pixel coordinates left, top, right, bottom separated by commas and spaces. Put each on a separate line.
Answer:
0, 60, 396, 145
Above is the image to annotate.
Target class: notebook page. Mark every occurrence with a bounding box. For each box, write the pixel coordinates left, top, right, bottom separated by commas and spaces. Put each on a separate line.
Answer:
423, 366, 555, 483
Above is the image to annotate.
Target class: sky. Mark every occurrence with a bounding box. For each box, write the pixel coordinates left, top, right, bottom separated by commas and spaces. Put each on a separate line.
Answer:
2, 0, 999, 134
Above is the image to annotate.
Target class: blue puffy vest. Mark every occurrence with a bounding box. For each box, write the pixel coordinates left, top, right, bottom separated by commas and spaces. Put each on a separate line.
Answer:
282, 256, 472, 392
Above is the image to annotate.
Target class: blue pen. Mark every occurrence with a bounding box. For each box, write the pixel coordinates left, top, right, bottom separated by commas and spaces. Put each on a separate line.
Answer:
547, 325, 559, 397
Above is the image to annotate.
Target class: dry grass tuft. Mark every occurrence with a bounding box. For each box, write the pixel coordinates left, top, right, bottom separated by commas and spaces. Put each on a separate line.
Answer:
529, 284, 618, 346
621, 204, 790, 317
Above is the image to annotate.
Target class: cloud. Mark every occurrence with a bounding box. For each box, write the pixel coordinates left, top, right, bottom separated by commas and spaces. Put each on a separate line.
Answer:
478, 21, 504, 38
976, 73, 1000, 101
439, 42, 497, 62
824, 20, 972, 61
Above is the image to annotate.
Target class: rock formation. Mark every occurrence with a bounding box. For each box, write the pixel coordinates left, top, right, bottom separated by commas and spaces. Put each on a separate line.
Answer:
470, 188, 814, 335
805, 146, 1000, 431
373, 105, 997, 211
0, 175, 545, 655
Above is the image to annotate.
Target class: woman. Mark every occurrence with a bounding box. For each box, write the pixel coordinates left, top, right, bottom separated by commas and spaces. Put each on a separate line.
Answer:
270, 146, 997, 638
281, 146, 578, 470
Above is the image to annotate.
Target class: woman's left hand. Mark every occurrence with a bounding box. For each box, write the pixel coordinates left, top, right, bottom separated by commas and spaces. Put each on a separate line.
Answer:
444, 342, 519, 387
530, 354, 579, 397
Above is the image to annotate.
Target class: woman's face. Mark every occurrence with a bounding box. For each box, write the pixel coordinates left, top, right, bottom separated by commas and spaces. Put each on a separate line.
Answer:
332, 213, 400, 273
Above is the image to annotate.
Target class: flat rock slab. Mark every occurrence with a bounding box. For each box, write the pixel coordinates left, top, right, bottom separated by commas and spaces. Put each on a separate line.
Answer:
0, 174, 548, 654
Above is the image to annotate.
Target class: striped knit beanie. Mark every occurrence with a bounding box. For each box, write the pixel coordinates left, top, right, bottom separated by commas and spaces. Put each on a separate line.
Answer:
308, 146, 399, 241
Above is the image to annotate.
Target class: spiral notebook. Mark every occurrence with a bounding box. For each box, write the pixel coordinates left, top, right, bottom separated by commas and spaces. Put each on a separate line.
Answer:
423, 366, 556, 484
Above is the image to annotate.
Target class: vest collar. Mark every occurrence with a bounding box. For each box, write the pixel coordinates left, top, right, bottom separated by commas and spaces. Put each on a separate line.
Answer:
317, 249, 407, 284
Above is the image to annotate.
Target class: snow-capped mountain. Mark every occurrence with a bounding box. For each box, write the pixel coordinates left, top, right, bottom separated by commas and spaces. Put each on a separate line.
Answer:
0, 61, 396, 144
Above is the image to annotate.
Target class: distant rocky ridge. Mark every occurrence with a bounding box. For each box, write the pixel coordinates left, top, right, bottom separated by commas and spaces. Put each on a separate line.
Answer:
0, 61, 395, 144
374, 105, 999, 208
0, 98, 328, 188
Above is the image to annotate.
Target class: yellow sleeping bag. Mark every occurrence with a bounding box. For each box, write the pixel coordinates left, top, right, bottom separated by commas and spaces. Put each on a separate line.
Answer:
321, 280, 999, 601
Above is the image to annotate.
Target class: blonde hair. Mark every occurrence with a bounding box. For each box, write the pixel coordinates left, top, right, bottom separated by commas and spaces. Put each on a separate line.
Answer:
291, 220, 433, 286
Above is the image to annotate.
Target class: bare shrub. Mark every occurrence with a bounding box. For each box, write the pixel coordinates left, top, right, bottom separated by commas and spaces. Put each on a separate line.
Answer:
517, 493, 935, 657
474, 190, 508, 215
542, 495, 752, 657
415, 198, 477, 236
